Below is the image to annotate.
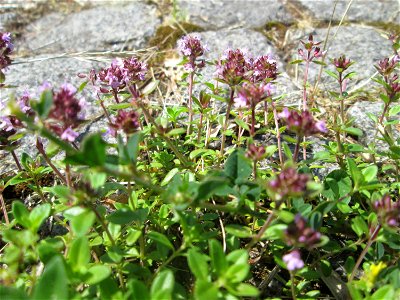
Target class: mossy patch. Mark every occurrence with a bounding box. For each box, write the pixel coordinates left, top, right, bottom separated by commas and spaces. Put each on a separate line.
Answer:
148, 22, 203, 65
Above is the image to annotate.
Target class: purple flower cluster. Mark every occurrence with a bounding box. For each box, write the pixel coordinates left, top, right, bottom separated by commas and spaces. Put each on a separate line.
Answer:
283, 249, 304, 271
375, 56, 399, 77
333, 55, 352, 72
373, 194, 400, 227
298, 34, 326, 62
234, 82, 274, 109
249, 54, 278, 83
268, 167, 310, 200
246, 144, 265, 162
0, 32, 13, 71
278, 108, 327, 137
97, 56, 147, 93
177, 34, 207, 72
286, 214, 321, 249
216, 49, 278, 87
47, 83, 85, 142
216, 48, 252, 86
109, 109, 140, 136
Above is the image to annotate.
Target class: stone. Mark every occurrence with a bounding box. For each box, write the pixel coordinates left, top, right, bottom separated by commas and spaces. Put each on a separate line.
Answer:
15, 2, 161, 55
297, 0, 399, 23
347, 101, 400, 151
176, 0, 294, 30
285, 25, 393, 91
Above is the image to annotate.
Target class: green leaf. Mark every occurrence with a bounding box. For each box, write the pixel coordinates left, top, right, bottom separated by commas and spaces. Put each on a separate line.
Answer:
187, 248, 209, 280
128, 279, 150, 300
67, 208, 96, 236
209, 239, 228, 277
33, 256, 68, 300
150, 269, 175, 300
127, 132, 142, 164
161, 168, 180, 186
224, 148, 252, 184
322, 170, 352, 201
142, 80, 160, 95
148, 231, 174, 250
232, 283, 259, 297
33, 90, 53, 119
225, 250, 249, 283
343, 127, 363, 137
12, 201, 31, 229
361, 165, 378, 183
68, 236, 90, 272
388, 105, 400, 117
66, 133, 106, 167
108, 103, 132, 110
371, 285, 395, 299
347, 158, 364, 190
325, 70, 339, 80
166, 128, 186, 136
225, 225, 252, 238
29, 203, 51, 232
195, 177, 230, 202
0, 286, 29, 300
107, 209, 137, 225
85, 265, 111, 285
290, 59, 304, 64
195, 281, 219, 300
189, 149, 215, 160
351, 216, 368, 237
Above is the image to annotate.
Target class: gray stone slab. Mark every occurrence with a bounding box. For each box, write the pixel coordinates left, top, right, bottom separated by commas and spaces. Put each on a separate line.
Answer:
285, 25, 392, 91
15, 2, 161, 55
176, 0, 294, 30
347, 101, 400, 151
297, 0, 399, 23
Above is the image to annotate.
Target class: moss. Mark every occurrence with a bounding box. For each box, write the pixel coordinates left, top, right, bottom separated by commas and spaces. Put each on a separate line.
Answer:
366, 22, 400, 34
148, 22, 204, 65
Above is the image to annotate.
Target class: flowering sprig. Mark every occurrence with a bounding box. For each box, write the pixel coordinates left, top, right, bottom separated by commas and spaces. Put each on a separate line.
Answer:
279, 108, 327, 137
46, 83, 85, 142
108, 109, 140, 136
216, 48, 252, 87
286, 214, 322, 249
249, 54, 278, 83
177, 34, 207, 135
373, 194, 400, 227
298, 34, 326, 63
97, 56, 147, 102
177, 34, 207, 73
268, 167, 310, 201
0, 32, 13, 84
283, 249, 304, 272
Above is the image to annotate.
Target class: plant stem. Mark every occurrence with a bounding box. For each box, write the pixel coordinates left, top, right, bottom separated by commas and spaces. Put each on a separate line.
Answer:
349, 224, 381, 282
264, 98, 268, 126
0, 193, 9, 225
293, 135, 302, 162
271, 101, 284, 167
187, 72, 194, 135
251, 104, 256, 137
290, 272, 297, 300
302, 60, 310, 160
136, 101, 191, 169
197, 112, 203, 144
10, 150, 23, 171
220, 88, 235, 157
246, 201, 282, 251
36, 138, 67, 185
90, 205, 116, 246
112, 89, 120, 103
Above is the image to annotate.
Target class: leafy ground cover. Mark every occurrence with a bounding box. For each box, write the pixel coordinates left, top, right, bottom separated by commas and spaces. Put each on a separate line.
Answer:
0, 13, 400, 300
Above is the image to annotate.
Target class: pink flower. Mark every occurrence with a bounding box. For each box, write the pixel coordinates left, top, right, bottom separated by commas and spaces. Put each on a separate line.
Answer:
177, 34, 208, 72
61, 127, 79, 142
109, 109, 140, 135
216, 48, 252, 86
283, 250, 304, 271
268, 167, 310, 200
279, 108, 327, 137
250, 54, 278, 83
